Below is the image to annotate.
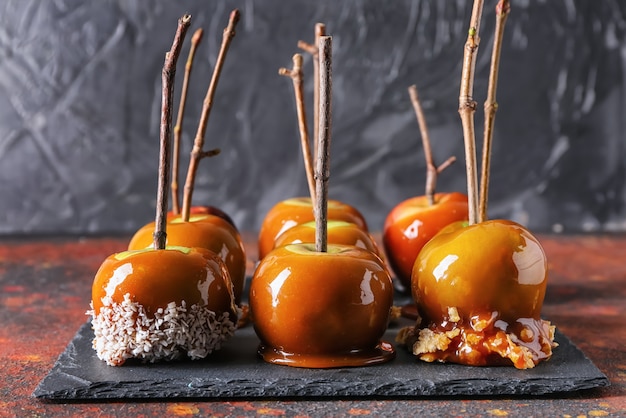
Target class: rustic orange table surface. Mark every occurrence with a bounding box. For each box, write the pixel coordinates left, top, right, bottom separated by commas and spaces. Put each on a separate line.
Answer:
1, 234, 625, 417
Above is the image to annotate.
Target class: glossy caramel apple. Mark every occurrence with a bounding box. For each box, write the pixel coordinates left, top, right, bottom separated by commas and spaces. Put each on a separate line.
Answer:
250, 243, 395, 368
402, 219, 556, 369
257, 197, 368, 260
89, 246, 238, 366
383, 192, 468, 289
273, 220, 382, 257
128, 214, 247, 304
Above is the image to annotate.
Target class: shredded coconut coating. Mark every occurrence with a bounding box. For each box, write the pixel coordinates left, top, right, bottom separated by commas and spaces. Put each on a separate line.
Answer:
87, 294, 236, 366
397, 311, 558, 369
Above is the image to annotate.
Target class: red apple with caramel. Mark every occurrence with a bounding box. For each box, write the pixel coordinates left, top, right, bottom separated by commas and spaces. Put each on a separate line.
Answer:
250, 243, 395, 368
383, 192, 468, 289
128, 213, 246, 304
257, 197, 368, 260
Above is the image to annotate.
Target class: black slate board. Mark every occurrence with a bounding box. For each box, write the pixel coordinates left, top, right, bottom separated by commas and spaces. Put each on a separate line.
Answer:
34, 317, 609, 400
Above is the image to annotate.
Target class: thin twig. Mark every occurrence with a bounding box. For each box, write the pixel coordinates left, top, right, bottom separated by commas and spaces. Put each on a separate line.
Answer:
171, 28, 204, 215
408, 85, 457, 205
181, 9, 240, 222
298, 23, 326, 161
458, 0, 484, 225
154, 14, 192, 250
279, 54, 316, 204
479, 0, 510, 223
315, 36, 332, 253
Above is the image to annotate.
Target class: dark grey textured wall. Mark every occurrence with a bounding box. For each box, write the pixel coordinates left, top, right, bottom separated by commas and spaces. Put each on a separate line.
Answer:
1, 0, 625, 235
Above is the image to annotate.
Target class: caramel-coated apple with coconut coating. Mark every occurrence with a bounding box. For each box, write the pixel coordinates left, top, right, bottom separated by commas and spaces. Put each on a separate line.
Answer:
87, 13, 241, 367
88, 246, 238, 366
399, 219, 556, 369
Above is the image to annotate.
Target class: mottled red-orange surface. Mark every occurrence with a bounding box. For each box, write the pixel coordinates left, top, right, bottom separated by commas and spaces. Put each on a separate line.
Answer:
1, 234, 624, 417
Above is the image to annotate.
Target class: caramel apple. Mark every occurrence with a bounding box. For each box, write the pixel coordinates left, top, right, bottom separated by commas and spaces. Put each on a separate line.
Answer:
383, 192, 468, 289
251, 35, 395, 368
87, 14, 239, 366
399, 0, 556, 369
128, 213, 246, 304
250, 243, 394, 368
402, 219, 556, 369
89, 246, 238, 366
274, 219, 381, 257
257, 197, 367, 260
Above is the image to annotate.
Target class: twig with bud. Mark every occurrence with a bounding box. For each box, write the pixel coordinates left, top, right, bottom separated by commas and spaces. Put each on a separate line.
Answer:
458, 0, 485, 225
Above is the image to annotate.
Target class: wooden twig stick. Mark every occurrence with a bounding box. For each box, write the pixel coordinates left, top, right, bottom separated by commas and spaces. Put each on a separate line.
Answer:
181, 9, 240, 222
409, 85, 456, 206
458, 0, 484, 225
171, 28, 204, 215
279, 54, 316, 204
298, 23, 326, 161
154, 15, 192, 250
315, 36, 332, 253
479, 0, 510, 223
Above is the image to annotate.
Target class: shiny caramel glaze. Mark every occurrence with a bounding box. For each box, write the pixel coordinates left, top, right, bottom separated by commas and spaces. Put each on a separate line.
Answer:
383, 192, 468, 290
405, 219, 556, 368
91, 246, 237, 321
257, 197, 368, 260
250, 244, 395, 368
273, 220, 382, 257
128, 214, 247, 304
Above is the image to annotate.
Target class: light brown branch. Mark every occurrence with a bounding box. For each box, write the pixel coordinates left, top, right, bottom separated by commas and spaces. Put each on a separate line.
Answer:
181, 9, 240, 222
479, 0, 510, 223
154, 14, 191, 250
315, 36, 332, 253
408, 85, 457, 205
458, 0, 484, 225
408, 85, 435, 205
171, 28, 203, 216
279, 54, 316, 204
299, 23, 326, 162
